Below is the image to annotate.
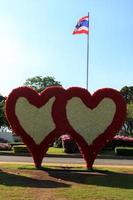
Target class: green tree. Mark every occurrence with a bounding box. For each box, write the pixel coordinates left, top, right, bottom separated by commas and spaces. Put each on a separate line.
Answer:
0, 100, 9, 128
120, 86, 133, 136
120, 86, 133, 104
0, 95, 5, 102
121, 104, 133, 137
24, 76, 62, 92
122, 103, 133, 136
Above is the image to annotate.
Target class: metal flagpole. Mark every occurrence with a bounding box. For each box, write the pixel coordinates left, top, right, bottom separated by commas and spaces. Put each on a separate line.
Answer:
86, 12, 89, 90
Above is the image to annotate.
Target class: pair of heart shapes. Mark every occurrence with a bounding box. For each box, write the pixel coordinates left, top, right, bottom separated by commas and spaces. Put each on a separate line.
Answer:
5, 86, 126, 169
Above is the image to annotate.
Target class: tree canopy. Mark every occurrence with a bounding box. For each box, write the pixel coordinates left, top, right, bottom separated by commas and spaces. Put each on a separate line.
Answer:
23, 76, 62, 92
122, 103, 133, 136
0, 100, 9, 128
0, 95, 8, 128
120, 86, 133, 104
0, 95, 5, 102
120, 86, 133, 136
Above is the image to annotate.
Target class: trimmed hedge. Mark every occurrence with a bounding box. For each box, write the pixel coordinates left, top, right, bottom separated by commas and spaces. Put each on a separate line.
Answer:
61, 134, 79, 153
115, 147, 133, 156
105, 136, 133, 150
0, 143, 12, 150
13, 145, 30, 154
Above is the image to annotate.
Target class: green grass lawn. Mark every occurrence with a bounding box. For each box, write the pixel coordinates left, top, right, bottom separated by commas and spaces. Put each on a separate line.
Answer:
47, 147, 65, 154
0, 164, 133, 200
50, 166, 133, 200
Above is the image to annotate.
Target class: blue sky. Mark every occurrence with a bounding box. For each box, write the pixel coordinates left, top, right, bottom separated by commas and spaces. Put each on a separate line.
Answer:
0, 0, 133, 96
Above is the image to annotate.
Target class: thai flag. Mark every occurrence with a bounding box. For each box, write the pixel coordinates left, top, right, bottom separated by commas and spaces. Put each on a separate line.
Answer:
73, 16, 89, 35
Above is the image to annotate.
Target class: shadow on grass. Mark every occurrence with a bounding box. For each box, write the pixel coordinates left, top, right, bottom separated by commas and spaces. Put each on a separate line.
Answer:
45, 168, 133, 189
0, 169, 70, 188
0, 167, 133, 190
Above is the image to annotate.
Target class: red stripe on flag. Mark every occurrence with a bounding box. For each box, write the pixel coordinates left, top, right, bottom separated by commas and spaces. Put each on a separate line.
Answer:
79, 16, 89, 22
73, 30, 89, 35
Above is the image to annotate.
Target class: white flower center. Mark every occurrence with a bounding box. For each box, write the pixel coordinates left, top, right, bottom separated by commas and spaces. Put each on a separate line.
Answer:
15, 97, 56, 144
66, 97, 116, 145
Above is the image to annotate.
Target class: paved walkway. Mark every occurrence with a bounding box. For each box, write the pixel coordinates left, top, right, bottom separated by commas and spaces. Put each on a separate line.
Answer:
0, 155, 133, 167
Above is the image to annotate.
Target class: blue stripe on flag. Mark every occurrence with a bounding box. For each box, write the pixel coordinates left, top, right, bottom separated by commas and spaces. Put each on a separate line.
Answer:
76, 20, 89, 29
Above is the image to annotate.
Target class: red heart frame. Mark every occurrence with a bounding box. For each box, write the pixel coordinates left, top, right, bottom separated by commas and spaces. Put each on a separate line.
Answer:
5, 86, 65, 168
5, 86, 126, 169
56, 87, 126, 169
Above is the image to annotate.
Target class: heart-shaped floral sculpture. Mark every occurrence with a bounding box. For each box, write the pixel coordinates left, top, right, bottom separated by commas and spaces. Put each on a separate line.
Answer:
5, 86, 65, 168
59, 87, 126, 169
5, 86, 126, 169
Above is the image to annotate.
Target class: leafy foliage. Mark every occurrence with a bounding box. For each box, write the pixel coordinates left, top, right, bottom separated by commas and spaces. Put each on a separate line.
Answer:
120, 86, 133, 136
120, 86, 133, 103
13, 145, 29, 154
61, 135, 79, 153
115, 147, 133, 156
122, 103, 133, 136
0, 143, 11, 150
0, 95, 5, 102
24, 76, 62, 92
106, 135, 133, 149
53, 137, 62, 148
0, 100, 9, 128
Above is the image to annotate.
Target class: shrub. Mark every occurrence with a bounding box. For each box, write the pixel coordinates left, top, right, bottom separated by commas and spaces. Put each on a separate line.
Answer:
13, 145, 30, 154
115, 147, 133, 156
105, 135, 133, 150
0, 137, 12, 150
0, 143, 11, 150
53, 137, 62, 148
61, 134, 79, 153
